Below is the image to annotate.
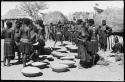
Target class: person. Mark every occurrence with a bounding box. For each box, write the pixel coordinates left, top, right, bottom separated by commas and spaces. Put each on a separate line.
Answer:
112, 36, 123, 53
13, 20, 22, 63
35, 20, 45, 55
45, 24, 50, 41
87, 19, 100, 65
20, 19, 32, 67
70, 22, 75, 44
98, 20, 112, 51
75, 19, 92, 68
53, 23, 63, 47
2, 21, 15, 66
49, 23, 54, 40
63, 23, 68, 41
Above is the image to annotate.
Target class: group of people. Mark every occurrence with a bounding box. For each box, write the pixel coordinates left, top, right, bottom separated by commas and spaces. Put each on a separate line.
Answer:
1, 18, 123, 68
1, 19, 45, 67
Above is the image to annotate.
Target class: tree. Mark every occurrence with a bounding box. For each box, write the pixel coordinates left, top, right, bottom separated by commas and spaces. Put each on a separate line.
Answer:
17, 1, 48, 21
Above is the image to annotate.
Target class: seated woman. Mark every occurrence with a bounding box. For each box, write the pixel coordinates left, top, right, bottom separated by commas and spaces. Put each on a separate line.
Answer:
112, 36, 123, 53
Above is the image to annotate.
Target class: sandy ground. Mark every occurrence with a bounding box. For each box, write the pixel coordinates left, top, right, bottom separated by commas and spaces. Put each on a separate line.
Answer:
1, 39, 124, 81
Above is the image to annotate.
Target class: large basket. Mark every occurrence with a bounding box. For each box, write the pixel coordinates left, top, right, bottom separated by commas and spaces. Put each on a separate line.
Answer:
31, 62, 48, 69
50, 63, 68, 72
59, 60, 75, 67
21, 66, 42, 77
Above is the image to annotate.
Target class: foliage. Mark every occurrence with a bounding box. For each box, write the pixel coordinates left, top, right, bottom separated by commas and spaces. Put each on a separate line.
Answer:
17, 1, 48, 21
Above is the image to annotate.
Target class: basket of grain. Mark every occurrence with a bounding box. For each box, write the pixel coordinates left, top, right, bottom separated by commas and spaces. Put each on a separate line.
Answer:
51, 51, 66, 58
21, 66, 42, 77
50, 63, 69, 72
31, 62, 48, 69
59, 60, 76, 67
60, 55, 75, 60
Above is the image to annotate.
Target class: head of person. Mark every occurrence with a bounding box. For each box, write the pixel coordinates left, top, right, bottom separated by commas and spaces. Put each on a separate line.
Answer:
35, 20, 44, 28
50, 23, 53, 26
76, 19, 83, 25
114, 36, 119, 43
6, 21, 12, 29
29, 23, 34, 30
85, 18, 89, 23
88, 19, 95, 26
15, 19, 22, 29
82, 21, 86, 28
23, 18, 32, 27
102, 20, 106, 26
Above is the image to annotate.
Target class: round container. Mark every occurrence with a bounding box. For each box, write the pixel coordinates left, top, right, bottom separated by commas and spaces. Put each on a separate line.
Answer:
56, 48, 67, 52
52, 46, 62, 50
50, 63, 68, 72
51, 51, 66, 58
60, 55, 75, 60
31, 62, 47, 68
21, 66, 42, 77
59, 60, 75, 67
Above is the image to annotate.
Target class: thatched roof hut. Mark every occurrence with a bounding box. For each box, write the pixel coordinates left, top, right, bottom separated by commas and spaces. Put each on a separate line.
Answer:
1, 9, 32, 30
43, 11, 68, 24
1, 9, 32, 20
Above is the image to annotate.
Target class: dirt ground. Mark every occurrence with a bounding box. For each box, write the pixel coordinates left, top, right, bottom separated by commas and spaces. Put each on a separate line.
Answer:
1, 39, 124, 81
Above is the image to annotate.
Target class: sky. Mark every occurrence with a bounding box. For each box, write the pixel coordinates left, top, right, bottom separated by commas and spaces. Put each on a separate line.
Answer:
1, 1, 124, 16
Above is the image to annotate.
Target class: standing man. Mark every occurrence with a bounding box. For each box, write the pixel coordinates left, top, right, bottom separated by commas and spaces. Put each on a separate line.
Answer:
98, 20, 112, 51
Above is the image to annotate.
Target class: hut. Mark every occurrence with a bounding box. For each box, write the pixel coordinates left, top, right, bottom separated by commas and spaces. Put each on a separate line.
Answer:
1, 9, 32, 30
43, 11, 68, 25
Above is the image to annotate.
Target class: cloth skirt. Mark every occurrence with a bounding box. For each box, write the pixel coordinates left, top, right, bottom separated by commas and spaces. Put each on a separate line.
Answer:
56, 34, 63, 41
86, 40, 98, 55
4, 39, 15, 59
77, 41, 92, 62
20, 41, 32, 55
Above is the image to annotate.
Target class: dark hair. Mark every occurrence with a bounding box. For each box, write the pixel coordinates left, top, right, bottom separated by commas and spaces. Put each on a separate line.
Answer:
35, 20, 43, 27
85, 18, 89, 23
23, 18, 32, 26
102, 20, 106, 23
88, 19, 95, 26
82, 21, 86, 27
102, 20, 106, 25
6, 21, 12, 28
77, 19, 83, 25
15, 19, 22, 28
114, 36, 119, 43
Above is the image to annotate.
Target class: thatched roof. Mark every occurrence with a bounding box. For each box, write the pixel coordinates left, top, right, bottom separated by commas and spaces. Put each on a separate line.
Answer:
94, 7, 123, 33
1, 9, 32, 20
43, 11, 68, 24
